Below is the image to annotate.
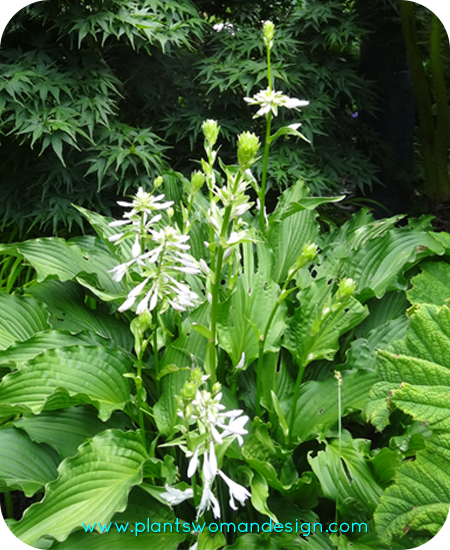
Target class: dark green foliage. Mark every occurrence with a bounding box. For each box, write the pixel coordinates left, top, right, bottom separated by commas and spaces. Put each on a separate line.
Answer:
1, 0, 381, 232
0, 0, 204, 232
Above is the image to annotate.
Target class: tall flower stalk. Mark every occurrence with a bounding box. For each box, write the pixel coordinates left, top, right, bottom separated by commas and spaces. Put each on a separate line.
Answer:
107, 183, 202, 441
161, 370, 251, 522
244, 21, 309, 234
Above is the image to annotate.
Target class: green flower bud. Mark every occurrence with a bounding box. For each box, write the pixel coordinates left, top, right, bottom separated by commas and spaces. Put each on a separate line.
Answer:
237, 132, 260, 166
295, 243, 317, 270
191, 170, 206, 195
181, 381, 197, 402
212, 382, 221, 396
336, 278, 356, 301
202, 119, 220, 147
263, 21, 275, 48
190, 368, 204, 385
153, 176, 163, 189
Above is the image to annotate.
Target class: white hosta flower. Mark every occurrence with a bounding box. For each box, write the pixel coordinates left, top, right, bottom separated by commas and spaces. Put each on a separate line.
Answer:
235, 352, 245, 370
197, 484, 221, 520
217, 470, 251, 511
118, 187, 174, 215
160, 485, 194, 506
187, 446, 200, 478
218, 414, 249, 446
244, 87, 309, 118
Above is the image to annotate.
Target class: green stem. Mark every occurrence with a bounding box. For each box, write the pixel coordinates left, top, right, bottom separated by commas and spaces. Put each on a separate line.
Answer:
288, 361, 307, 446
255, 273, 294, 415
154, 330, 160, 396
259, 112, 272, 234
4, 491, 14, 519
255, 300, 280, 416
267, 41, 272, 92
207, 205, 232, 384
336, 376, 342, 526
135, 354, 146, 448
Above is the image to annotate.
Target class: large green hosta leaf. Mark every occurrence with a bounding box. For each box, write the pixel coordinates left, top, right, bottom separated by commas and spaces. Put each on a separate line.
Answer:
268, 180, 318, 283
28, 280, 133, 351
287, 369, 378, 443
284, 276, 368, 368
365, 303, 450, 543
217, 270, 286, 370
319, 211, 444, 302
0, 346, 132, 421
13, 406, 129, 458
50, 487, 186, 550
0, 236, 123, 296
0, 426, 60, 496
0, 329, 107, 365
308, 434, 382, 518
8, 430, 149, 547
0, 294, 50, 350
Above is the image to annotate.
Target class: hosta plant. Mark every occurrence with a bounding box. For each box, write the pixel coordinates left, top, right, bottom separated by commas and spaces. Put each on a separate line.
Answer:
1, 22, 449, 550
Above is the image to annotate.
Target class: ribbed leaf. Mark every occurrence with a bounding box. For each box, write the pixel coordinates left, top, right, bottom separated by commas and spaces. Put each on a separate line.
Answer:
284, 277, 368, 368
8, 430, 148, 546
365, 303, 450, 543
343, 230, 444, 302
0, 346, 132, 421
28, 280, 133, 351
308, 435, 382, 517
288, 369, 378, 443
0, 427, 59, 497
0, 237, 122, 296
268, 182, 318, 283
0, 294, 50, 350
13, 406, 129, 458
50, 488, 186, 549
0, 330, 107, 365
217, 271, 286, 369
407, 260, 450, 306
154, 303, 209, 435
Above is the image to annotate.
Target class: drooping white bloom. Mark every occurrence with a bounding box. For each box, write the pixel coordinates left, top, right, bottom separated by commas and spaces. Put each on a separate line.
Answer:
160, 485, 194, 506
217, 470, 251, 511
244, 87, 309, 118
197, 484, 221, 520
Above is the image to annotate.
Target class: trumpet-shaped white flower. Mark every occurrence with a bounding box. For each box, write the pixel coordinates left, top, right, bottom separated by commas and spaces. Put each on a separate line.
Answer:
108, 187, 201, 314
244, 87, 309, 118
217, 470, 251, 511
160, 485, 194, 506
197, 483, 221, 520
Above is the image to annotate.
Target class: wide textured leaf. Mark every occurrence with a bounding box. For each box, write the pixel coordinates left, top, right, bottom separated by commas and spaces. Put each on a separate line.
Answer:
0, 329, 107, 365
365, 302, 450, 543
342, 230, 444, 302
28, 280, 133, 351
268, 182, 318, 283
0, 237, 122, 296
8, 430, 149, 547
287, 369, 378, 443
407, 260, 450, 307
284, 276, 368, 368
154, 303, 209, 435
0, 346, 132, 421
13, 406, 129, 458
308, 435, 382, 517
0, 294, 50, 350
50, 487, 186, 549
217, 270, 286, 369
0, 427, 59, 497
